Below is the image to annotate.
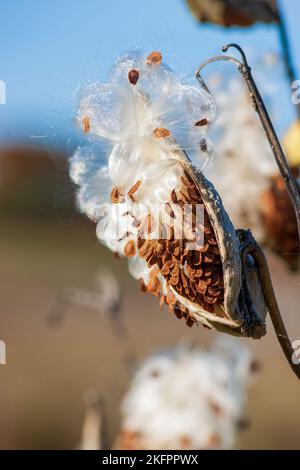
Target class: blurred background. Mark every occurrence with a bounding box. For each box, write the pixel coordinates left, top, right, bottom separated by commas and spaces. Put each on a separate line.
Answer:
0, 0, 300, 450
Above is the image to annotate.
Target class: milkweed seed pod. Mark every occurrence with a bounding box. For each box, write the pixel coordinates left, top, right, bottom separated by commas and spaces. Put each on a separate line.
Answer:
70, 51, 267, 338
260, 165, 300, 271
115, 339, 257, 450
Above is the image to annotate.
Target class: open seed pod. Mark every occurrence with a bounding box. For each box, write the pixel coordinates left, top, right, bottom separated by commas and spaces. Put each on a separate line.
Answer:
70, 51, 267, 339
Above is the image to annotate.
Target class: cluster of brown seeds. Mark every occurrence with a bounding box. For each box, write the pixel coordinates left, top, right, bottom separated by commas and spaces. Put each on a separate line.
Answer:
134, 169, 224, 326
107, 52, 225, 328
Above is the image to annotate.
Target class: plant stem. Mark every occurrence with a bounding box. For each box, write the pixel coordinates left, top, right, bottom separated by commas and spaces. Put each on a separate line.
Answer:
238, 229, 300, 380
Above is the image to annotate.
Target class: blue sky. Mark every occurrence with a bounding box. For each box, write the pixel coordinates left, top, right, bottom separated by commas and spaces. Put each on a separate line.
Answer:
0, 0, 299, 146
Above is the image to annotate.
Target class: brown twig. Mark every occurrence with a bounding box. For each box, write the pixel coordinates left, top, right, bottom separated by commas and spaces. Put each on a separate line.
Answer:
237, 229, 300, 380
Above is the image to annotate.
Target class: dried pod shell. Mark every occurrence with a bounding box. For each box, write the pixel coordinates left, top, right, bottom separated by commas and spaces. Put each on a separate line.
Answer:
164, 144, 267, 337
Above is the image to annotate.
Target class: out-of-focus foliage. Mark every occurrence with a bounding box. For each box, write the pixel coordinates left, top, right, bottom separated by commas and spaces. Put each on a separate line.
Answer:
185, 0, 279, 27
283, 119, 300, 166
0, 145, 74, 217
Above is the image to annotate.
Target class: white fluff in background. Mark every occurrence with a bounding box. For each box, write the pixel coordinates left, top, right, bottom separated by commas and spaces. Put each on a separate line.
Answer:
208, 78, 277, 240
119, 339, 256, 450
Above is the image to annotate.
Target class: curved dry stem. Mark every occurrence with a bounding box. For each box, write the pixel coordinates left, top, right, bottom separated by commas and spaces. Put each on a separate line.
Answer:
237, 229, 300, 380
253, 245, 300, 380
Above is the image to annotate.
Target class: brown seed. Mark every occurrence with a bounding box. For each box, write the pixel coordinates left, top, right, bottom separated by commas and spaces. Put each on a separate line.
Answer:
208, 286, 222, 297
149, 265, 160, 278
155, 243, 165, 257
201, 277, 212, 286
194, 268, 203, 278
173, 245, 181, 258
197, 280, 207, 295
170, 264, 179, 284
186, 316, 195, 328
184, 170, 195, 186
206, 235, 218, 246
141, 214, 156, 234
204, 295, 218, 304
139, 279, 148, 293
128, 69, 139, 85
128, 180, 141, 201
153, 127, 171, 139
198, 243, 209, 253
165, 202, 175, 219
170, 189, 178, 204
187, 186, 200, 202
139, 240, 152, 259
192, 250, 202, 265
180, 270, 188, 289
111, 186, 121, 204
82, 116, 90, 133
160, 259, 174, 276
132, 217, 141, 228
170, 275, 179, 286
204, 252, 215, 263
146, 51, 162, 65
124, 240, 136, 257
209, 245, 220, 255
210, 270, 222, 286
162, 252, 172, 264
194, 118, 208, 127
202, 267, 213, 277
147, 254, 159, 267
179, 190, 190, 204
165, 289, 176, 307
173, 304, 184, 319
180, 175, 192, 188
137, 237, 144, 249
148, 276, 161, 296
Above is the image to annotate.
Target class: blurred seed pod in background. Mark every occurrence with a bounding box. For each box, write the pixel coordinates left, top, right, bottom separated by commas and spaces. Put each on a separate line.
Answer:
260, 165, 300, 271
209, 78, 299, 272
185, 0, 279, 27
283, 119, 300, 167
114, 339, 258, 450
